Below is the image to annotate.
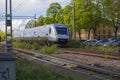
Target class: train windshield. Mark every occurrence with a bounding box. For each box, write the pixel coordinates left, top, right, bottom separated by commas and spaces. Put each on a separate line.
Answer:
55, 27, 67, 34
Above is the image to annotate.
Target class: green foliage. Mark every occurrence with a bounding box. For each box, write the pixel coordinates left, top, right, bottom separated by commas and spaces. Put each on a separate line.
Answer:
13, 41, 32, 49
13, 41, 26, 49
25, 20, 36, 28
103, 0, 120, 23
46, 2, 62, 23
36, 15, 44, 26
55, 9, 64, 24
0, 30, 5, 40
102, 0, 120, 38
84, 45, 118, 53
41, 45, 58, 54
66, 41, 86, 48
63, 5, 72, 34
43, 17, 53, 24
32, 42, 39, 50
25, 42, 32, 49
47, 2, 61, 17
16, 58, 84, 80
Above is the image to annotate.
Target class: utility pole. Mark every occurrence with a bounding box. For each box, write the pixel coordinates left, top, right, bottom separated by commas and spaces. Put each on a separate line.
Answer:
5, 0, 13, 52
72, 0, 76, 40
0, 0, 16, 80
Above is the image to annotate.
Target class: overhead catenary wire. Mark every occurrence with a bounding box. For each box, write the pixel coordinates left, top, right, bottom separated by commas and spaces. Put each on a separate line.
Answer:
12, 0, 27, 13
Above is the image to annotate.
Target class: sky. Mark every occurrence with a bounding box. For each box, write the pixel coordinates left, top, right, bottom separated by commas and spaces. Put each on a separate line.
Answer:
0, 0, 71, 32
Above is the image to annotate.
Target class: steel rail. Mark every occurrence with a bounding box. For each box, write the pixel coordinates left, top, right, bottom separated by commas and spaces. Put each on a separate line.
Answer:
60, 48, 120, 60
13, 48, 120, 80
13, 48, 100, 80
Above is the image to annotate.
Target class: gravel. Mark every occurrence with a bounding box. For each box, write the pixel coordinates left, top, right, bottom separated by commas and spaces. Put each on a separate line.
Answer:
53, 53, 120, 71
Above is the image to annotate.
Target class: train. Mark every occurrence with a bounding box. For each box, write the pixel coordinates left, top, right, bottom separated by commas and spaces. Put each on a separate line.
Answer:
13, 24, 69, 45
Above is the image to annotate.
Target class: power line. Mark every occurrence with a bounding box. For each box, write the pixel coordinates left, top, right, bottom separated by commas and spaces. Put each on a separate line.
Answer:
12, 0, 27, 13
0, 0, 27, 15
0, 15, 36, 20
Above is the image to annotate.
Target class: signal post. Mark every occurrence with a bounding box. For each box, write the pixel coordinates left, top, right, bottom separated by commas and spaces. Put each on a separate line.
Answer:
0, 0, 16, 80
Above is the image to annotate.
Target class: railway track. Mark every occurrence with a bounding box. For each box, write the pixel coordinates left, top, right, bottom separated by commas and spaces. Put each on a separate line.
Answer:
60, 48, 120, 60
1, 42, 120, 60
13, 48, 120, 80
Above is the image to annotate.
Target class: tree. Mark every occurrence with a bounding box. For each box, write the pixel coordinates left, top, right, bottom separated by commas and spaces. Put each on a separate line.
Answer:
25, 20, 36, 28
103, 0, 120, 38
36, 15, 44, 26
73, 0, 102, 39
73, 0, 85, 40
0, 30, 5, 40
43, 17, 53, 24
74, 0, 95, 39
55, 9, 64, 24
47, 2, 62, 23
90, 0, 102, 39
63, 5, 73, 38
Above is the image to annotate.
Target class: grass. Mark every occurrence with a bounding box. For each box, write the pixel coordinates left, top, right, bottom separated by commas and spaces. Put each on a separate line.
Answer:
14, 41, 59, 54
41, 45, 58, 54
66, 40, 86, 48
13, 40, 118, 54
16, 58, 86, 80
32, 42, 39, 50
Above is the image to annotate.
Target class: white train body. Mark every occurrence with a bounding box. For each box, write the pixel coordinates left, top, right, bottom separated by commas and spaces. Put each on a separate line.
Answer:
13, 24, 69, 44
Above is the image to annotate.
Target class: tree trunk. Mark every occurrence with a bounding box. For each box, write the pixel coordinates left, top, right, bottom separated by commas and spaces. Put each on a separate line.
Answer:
93, 27, 96, 39
69, 30, 72, 40
88, 29, 91, 39
78, 30, 81, 40
114, 26, 118, 39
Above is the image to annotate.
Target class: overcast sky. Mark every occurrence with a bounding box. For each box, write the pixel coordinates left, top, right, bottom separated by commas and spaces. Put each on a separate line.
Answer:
0, 0, 71, 32
0, 0, 71, 17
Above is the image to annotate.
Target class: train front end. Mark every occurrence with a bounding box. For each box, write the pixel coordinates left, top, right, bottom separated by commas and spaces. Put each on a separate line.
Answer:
54, 24, 69, 44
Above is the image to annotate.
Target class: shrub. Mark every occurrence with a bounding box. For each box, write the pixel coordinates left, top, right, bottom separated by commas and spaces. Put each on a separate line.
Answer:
13, 41, 26, 49
32, 42, 39, 50
41, 45, 58, 54
25, 42, 32, 49
14, 41, 33, 49
66, 40, 86, 48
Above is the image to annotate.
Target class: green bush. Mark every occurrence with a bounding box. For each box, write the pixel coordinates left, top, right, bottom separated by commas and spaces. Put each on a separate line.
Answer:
41, 45, 58, 54
25, 42, 32, 49
14, 41, 32, 49
66, 40, 86, 48
32, 42, 39, 50
13, 41, 26, 49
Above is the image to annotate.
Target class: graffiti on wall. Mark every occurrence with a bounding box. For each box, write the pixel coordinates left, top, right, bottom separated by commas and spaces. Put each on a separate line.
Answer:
0, 67, 10, 80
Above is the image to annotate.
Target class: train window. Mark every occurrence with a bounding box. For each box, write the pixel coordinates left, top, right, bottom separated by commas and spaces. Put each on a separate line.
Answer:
55, 27, 67, 34
49, 28, 51, 34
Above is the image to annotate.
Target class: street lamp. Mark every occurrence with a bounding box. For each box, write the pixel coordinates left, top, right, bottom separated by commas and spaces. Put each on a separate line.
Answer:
72, 0, 76, 41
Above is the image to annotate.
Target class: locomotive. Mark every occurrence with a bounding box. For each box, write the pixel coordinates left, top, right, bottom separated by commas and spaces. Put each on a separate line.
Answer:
13, 24, 69, 45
